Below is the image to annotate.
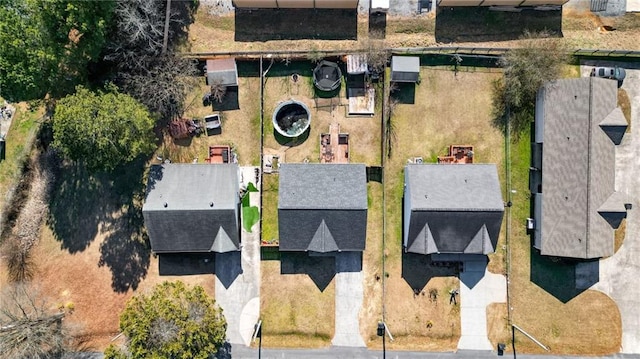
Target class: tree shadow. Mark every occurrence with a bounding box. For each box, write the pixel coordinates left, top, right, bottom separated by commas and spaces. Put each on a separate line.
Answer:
47, 163, 112, 253
98, 158, 151, 293
168, 0, 199, 50
435, 7, 562, 43
530, 249, 597, 303
402, 252, 459, 293
215, 341, 232, 359
234, 9, 357, 41
280, 252, 335, 292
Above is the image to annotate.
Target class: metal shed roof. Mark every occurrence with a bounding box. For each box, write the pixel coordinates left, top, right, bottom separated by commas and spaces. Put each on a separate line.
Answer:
391, 56, 420, 83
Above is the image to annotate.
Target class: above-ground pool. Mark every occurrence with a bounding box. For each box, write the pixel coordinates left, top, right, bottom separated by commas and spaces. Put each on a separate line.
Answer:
272, 100, 311, 138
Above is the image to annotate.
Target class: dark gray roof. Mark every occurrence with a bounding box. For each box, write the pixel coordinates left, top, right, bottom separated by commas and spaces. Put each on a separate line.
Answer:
206, 58, 238, 87
391, 56, 420, 83
142, 164, 240, 253
534, 77, 627, 259
278, 164, 368, 252
279, 163, 368, 210
404, 164, 504, 255
405, 164, 505, 211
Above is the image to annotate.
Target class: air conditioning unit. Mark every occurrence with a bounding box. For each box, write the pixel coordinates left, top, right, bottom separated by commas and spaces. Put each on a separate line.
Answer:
414, 157, 424, 164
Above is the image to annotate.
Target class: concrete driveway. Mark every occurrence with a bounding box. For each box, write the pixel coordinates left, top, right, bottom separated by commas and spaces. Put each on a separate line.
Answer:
457, 256, 506, 351
331, 252, 366, 347
580, 63, 640, 354
215, 166, 261, 346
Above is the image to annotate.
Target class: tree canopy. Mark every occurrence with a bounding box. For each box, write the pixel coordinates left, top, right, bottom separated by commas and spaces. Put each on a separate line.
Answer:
52, 86, 156, 172
492, 31, 569, 138
105, 281, 227, 359
0, 0, 115, 101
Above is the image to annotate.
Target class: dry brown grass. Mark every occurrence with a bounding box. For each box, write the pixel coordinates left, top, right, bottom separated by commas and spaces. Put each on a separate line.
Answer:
158, 77, 261, 166
25, 224, 216, 351
382, 68, 505, 349
187, 7, 640, 55
614, 218, 626, 254
487, 303, 510, 350
618, 89, 631, 132
359, 182, 384, 343
260, 260, 335, 348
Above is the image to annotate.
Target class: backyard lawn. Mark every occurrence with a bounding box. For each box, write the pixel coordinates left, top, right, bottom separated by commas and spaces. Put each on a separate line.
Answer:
159, 74, 261, 166
382, 67, 505, 350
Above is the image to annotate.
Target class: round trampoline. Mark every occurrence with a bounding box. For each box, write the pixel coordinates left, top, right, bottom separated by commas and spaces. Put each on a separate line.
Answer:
272, 100, 311, 138
313, 61, 342, 92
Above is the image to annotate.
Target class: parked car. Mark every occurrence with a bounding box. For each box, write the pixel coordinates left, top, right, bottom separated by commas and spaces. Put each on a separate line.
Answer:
590, 66, 626, 83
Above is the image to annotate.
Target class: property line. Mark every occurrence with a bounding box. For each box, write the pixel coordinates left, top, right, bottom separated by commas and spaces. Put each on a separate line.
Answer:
505, 108, 513, 327
381, 65, 388, 322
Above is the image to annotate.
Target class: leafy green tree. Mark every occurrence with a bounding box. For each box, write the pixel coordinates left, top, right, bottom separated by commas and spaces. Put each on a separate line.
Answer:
492, 31, 569, 138
105, 281, 227, 359
52, 86, 156, 172
0, 0, 114, 101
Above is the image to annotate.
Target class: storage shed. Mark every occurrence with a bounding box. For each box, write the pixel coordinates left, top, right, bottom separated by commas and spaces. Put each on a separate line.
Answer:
205, 58, 239, 87
391, 56, 420, 83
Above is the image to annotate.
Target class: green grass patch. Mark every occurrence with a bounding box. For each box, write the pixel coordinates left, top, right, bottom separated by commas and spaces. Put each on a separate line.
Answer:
241, 182, 260, 232
261, 174, 279, 245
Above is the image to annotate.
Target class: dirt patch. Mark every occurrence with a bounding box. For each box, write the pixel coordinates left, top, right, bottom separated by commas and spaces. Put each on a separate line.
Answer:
487, 303, 510, 351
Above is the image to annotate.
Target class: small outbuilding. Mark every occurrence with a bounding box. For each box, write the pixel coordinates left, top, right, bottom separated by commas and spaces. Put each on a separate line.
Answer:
391, 56, 420, 83
278, 163, 368, 253
205, 58, 239, 87
404, 164, 504, 255
143, 164, 240, 253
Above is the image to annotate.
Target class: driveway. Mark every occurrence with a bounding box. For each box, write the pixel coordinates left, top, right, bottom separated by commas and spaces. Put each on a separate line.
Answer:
581, 64, 640, 354
331, 252, 366, 347
215, 166, 261, 346
457, 256, 506, 351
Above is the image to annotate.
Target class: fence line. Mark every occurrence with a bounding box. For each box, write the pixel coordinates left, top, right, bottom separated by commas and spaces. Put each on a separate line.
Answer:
185, 47, 640, 60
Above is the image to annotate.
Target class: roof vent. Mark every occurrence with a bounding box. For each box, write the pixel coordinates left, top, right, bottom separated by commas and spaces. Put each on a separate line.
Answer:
209, 202, 214, 207
163, 202, 168, 208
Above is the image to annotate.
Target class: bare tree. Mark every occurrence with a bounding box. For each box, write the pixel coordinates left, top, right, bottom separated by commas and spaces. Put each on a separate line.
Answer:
119, 54, 200, 121
209, 79, 227, 104
0, 284, 68, 359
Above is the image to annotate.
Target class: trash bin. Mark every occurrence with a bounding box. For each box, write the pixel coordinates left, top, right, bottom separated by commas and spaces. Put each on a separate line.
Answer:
497, 343, 506, 356
0, 138, 6, 162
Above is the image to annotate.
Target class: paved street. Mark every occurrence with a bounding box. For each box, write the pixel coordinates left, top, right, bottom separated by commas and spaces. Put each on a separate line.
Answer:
230, 345, 640, 359
215, 166, 262, 346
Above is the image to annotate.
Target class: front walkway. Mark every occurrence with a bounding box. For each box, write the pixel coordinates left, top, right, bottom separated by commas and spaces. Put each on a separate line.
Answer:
457, 257, 506, 351
215, 166, 261, 345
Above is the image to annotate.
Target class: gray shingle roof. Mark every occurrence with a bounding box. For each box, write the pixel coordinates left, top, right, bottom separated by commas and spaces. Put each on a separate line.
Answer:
404, 164, 504, 255
406, 164, 504, 211
391, 56, 420, 83
278, 163, 368, 252
142, 164, 240, 253
278, 163, 368, 210
534, 77, 627, 259
206, 58, 238, 87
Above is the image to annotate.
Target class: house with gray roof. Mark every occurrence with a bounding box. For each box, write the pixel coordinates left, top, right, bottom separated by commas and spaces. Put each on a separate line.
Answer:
142, 164, 240, 253
531, 77, 629, 259
278, 163, 368, 253
403, 164, 504, 255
